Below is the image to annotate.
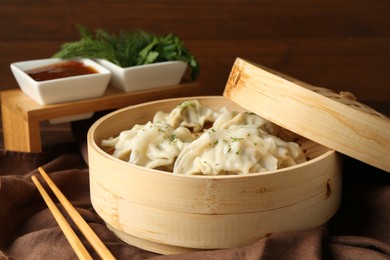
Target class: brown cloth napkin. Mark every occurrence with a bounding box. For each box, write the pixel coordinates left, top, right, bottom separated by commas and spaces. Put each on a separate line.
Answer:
0, 117, 389, 259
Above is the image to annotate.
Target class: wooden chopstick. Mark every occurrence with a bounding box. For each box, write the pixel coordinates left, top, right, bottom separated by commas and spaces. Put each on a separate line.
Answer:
32, 167, 115, 260
31, 175, 93, 260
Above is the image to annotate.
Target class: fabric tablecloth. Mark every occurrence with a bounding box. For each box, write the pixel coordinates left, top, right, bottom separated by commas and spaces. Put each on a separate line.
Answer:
0, 117, 389, 260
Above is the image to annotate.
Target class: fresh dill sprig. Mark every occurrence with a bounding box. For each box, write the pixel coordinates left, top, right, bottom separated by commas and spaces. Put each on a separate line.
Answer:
53, 25, 200, 80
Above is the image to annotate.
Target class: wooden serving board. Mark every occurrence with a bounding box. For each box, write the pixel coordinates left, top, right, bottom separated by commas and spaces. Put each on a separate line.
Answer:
224, 58, 390, 173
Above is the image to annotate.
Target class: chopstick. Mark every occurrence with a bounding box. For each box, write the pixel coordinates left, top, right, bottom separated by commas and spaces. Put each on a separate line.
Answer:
31, 175, 92, 260
32, 167, 115, 260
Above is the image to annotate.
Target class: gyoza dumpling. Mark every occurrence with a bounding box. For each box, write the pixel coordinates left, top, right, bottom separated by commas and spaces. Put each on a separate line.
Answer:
173, 127, 306, 175
101, 124, 144, 160
212, 111, 279, 136
153, 100, 222, 132
102, 121, 195, 171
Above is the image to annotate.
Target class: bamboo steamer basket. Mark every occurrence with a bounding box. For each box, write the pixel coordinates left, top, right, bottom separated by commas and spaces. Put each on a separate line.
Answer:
88, 95, 343, 255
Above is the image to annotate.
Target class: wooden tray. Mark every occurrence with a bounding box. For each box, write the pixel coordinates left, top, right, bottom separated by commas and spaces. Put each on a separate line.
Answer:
224, 58, 390, 172
1, 82, 200, 152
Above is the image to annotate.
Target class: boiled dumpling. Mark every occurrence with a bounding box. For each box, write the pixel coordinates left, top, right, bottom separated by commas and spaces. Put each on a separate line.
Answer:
153, 100, 221, 132
173, 126, 306, 175
102, 121, 195, 171
212, 111, 279, 136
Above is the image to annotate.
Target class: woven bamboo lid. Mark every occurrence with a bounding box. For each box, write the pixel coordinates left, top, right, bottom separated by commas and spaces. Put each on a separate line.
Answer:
223, 58, 390, 172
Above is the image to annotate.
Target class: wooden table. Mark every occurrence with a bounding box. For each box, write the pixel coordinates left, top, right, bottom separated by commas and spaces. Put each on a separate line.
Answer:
1, 82, 200, 152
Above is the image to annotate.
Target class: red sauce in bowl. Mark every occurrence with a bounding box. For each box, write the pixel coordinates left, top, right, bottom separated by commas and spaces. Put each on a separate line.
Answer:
26, 60, 98, 81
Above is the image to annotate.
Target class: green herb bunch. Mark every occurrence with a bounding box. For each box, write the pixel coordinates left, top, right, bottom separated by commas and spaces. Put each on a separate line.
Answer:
53, 25, 200, 80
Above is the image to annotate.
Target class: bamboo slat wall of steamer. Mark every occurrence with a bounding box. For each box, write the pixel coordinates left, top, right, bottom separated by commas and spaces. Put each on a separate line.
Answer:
0, 0, 389, 115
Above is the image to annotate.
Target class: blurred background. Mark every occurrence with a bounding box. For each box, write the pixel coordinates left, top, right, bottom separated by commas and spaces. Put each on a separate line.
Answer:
1, 0, 389, 147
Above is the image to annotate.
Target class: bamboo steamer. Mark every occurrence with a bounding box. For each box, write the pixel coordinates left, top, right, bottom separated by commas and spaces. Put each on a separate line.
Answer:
88, 96, 342, 255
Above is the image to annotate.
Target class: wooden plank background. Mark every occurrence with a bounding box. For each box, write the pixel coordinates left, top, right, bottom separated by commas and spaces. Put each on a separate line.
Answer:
0, 0, 389, 115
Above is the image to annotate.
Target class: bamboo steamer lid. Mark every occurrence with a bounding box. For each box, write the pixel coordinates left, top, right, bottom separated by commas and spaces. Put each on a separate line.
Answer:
224, 58, 390, 173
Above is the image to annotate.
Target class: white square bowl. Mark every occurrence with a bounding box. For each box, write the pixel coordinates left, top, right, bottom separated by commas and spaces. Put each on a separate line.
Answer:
97, 59, 187, 92
10, 58, 111, 105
